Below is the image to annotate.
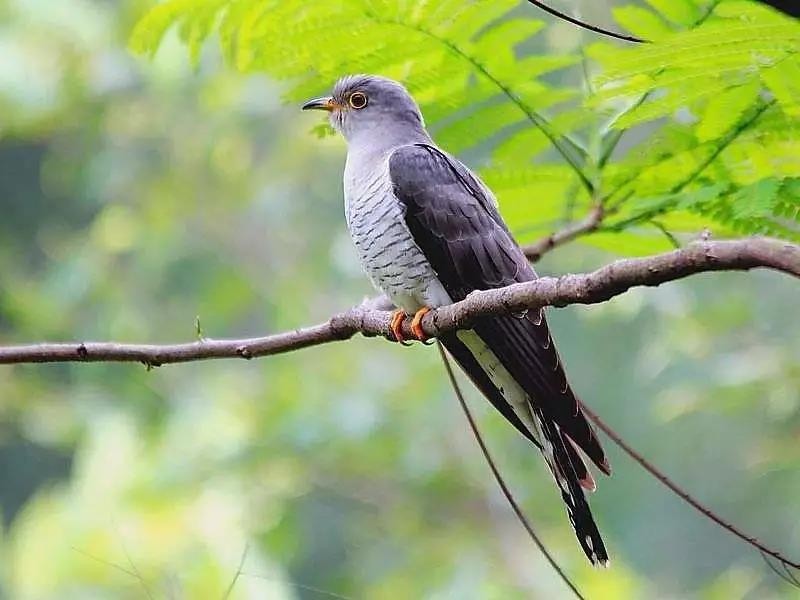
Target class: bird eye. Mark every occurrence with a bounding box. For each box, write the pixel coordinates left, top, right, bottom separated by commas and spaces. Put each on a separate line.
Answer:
348, 92, 368, 109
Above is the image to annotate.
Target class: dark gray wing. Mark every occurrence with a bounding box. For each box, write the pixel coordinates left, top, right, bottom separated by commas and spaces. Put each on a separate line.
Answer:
389, 143, 610, 565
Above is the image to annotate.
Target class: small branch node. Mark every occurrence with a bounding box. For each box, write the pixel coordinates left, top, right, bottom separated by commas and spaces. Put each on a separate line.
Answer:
194, 315, 206, 341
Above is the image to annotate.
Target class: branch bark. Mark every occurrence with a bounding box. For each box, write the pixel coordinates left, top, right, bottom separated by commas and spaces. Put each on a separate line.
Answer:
521, 204, 605, 262
1, 237, 797, 366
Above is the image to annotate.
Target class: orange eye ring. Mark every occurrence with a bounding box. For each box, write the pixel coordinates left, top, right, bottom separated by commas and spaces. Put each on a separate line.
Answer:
348, 92, 368, 109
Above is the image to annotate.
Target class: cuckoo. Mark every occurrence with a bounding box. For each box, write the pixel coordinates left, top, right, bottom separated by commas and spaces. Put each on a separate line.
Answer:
303, 75, 611, 566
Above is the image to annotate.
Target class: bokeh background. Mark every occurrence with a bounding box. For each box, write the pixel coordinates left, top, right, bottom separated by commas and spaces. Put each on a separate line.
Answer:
1, 1, 799, 598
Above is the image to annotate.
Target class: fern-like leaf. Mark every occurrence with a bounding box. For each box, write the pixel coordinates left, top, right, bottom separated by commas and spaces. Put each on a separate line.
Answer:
131, 0, 800, 256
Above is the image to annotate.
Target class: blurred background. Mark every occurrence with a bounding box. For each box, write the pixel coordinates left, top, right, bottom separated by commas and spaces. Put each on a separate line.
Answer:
1, 0, 799, 598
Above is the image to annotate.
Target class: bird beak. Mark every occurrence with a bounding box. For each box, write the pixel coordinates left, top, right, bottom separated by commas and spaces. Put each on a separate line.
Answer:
301, 96, 337, 112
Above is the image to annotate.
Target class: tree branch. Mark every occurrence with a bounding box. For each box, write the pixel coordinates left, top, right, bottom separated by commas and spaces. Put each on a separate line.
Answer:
522, 204, 605, 262
1, 238, 797, 366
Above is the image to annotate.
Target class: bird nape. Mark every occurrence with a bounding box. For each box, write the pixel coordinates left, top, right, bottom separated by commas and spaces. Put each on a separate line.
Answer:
303, 74, 611, 566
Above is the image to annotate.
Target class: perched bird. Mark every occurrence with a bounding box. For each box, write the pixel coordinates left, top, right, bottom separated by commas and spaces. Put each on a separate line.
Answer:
303, 75, 611, 565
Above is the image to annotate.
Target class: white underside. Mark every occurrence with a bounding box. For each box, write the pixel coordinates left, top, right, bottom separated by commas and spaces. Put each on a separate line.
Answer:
458, 328, 573, 499
455, 330, 543, 446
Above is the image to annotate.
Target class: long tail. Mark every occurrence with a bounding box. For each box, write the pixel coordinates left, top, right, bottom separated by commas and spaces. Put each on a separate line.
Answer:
534, 407, 609, 566
440, 318, 611, 566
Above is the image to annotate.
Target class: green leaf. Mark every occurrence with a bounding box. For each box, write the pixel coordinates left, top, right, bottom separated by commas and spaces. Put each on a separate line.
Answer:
131, 0, 800, 256
760, 56, 800, 117
589, 2, 800, 139
473, 19, 545, 71
483, 166, 584, 238
696, 80, 761, 143
731, 178, 782, 218
434, 102, 523, 153
129, 0, 195, 57
643, 0, 700, 27
675, 183, 730, 210
611, 6, 673, 41
491, 128, 550, 164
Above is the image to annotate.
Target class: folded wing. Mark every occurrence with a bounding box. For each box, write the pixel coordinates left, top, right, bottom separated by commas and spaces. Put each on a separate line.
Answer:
389, 143, 611, 565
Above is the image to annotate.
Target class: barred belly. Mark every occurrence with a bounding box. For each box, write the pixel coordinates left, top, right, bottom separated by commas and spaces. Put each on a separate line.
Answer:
344, 157, 449, 312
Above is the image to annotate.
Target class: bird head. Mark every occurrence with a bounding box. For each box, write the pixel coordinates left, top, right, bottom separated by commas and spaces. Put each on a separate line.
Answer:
302, 74, 426, 144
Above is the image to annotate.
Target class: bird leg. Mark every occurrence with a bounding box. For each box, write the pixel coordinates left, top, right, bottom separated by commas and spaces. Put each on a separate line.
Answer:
389, 309, 412, 346
410, 307, 432, 342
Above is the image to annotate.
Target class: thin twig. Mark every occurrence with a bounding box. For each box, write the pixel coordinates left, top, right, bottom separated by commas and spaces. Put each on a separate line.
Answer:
437, 342, 585, 599
524, 0, 646, 43
670, 101, 774, 196
522, 204, 605, 262
597, 90, 652, 170
73, 546, 156, 597
115, 527, 156, 600
528, 83, 768, 261
650, 220, 682, 249
72, 547, 143, 581
761, 552, 800, 588
1, 238, 797, 366
239, 571, 354, 599
222, 543, 250, 600
579, 403, 800, 571
520, 0, 724, 259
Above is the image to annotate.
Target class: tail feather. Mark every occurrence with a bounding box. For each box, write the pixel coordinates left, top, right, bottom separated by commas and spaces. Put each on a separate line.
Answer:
563, 431, 596, 492
477, 314, 611, 475
537, 410, 609, 566
527, 311, 611, 475
439, 320, 610, 565
439, 332, 541, 449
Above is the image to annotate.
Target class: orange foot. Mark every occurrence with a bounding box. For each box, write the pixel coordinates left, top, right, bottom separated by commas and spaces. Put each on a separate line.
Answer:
410, 307, 432, 342
389, 309, 411, 346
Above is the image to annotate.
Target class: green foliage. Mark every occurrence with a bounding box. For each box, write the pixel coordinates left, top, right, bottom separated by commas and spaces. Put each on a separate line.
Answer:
131, 0, 589, 211
590, 2, 800, 126
585, 0, 800, 244
131, 0, 800, 257
4, 2, 800, 597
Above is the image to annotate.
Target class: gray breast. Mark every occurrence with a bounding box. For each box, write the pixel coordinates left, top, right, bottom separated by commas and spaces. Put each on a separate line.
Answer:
343, 151, 446, 312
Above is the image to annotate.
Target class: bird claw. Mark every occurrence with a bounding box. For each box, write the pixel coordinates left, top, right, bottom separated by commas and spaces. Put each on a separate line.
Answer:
389, 307, 434, 345
389, 309, 410, 345
410, 306, 432, 342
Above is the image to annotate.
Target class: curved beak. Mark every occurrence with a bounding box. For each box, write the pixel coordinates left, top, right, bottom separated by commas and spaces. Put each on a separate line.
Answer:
301, 96, 336, 112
